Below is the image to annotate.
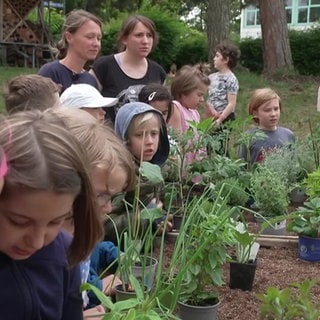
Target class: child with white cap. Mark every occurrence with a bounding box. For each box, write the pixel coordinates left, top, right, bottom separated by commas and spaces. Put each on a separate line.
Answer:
60, 83, 118, 124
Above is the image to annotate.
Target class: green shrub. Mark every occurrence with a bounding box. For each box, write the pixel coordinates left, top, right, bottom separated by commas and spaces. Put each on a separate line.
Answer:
240, 26, 320, 75
290, 27, 320, 75
239, 38, 263, 73
174, 29, 208, 68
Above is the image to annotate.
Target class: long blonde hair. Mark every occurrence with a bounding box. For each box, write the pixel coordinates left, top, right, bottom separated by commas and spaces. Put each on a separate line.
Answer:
54, 108, 136, 191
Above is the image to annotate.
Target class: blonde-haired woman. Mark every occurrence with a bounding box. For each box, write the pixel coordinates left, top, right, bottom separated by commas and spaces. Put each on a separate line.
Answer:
39, 9, 102, 93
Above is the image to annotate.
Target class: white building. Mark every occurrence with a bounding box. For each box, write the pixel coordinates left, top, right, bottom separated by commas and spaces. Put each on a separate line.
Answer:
240, 0, 320, 39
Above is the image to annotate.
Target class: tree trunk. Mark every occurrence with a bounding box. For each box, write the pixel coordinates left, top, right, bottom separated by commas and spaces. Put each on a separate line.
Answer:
259, 0, 294, 75
206, 0, 230, 61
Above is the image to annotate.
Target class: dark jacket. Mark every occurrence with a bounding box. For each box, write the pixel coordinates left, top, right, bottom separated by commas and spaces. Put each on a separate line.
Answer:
86, 241, 119, 308
0, 231, 83, 320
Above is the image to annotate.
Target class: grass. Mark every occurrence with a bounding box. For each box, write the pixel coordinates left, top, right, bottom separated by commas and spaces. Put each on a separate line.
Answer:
0, 66, 319, 139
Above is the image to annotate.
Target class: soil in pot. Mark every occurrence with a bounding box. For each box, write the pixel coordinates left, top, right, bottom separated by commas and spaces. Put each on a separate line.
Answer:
229, 259, 257, 291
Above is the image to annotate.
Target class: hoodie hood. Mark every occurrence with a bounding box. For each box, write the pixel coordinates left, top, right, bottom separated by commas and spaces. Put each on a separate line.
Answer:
115, 102, 170, 166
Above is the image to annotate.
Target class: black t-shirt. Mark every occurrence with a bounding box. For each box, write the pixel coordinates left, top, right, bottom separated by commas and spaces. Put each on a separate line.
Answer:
92, 54, 166, 123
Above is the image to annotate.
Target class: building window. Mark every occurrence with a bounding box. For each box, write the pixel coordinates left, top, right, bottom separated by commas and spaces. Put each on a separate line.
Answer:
244, 0, 320, 26
245, 5, 260, 26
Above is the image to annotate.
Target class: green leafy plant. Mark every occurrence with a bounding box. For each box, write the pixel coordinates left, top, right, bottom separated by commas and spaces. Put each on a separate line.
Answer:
261, 146, 303, 191
233, 221, 260, 264
214, 177, 250, 207
163, 117, 216, 213
82, 162, 180, 319
287, 197, 320, 238
178, 186, 238, 306
258, 279, 320, 320
250, 164, 289, 218
82, 274, 177, 319
303, 167, 320, 199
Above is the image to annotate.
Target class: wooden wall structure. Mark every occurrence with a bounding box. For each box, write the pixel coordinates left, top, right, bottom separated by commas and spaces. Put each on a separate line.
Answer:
0, 0, 53, 67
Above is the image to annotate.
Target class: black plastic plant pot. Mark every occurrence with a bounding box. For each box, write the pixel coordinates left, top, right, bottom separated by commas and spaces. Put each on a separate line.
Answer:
229, 259, 257, 291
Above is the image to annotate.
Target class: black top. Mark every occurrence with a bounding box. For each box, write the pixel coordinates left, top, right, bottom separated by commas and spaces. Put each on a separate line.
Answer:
92, 54, 166, 123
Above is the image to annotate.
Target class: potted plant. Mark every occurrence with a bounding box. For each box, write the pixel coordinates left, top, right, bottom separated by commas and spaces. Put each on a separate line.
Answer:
229, 221, 260, 291
176, 185, 238, 320
163, 117, 217, 230
287, 197, 320, 261
250, 164, 290, 235
260, 146, 306, 205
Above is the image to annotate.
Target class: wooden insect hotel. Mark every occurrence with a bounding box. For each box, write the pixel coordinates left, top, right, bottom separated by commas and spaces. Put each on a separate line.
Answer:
0, 0, 54, 67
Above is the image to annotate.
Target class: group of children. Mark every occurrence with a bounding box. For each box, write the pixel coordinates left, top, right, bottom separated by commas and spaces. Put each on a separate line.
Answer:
0, 10, 296, 320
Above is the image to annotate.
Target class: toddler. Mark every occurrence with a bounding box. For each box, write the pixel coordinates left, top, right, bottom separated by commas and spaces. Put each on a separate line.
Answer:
168, 64, 210, 134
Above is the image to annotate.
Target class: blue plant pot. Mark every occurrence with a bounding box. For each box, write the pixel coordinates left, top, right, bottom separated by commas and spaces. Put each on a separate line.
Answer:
298, 235, 320, 262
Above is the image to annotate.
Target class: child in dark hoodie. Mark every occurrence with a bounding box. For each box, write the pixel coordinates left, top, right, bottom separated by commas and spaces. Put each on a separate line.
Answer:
104, 102, 172, 245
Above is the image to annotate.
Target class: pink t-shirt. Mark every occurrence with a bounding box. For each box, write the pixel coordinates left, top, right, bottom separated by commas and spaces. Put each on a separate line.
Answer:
172, 101, 206, 171
172, 100, 200, 133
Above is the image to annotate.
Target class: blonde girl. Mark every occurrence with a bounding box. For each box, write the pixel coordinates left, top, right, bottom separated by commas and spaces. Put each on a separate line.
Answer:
0, 110, 103, 319
53, 108, 136, 316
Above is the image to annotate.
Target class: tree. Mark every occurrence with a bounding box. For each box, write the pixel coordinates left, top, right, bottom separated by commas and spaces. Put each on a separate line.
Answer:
206, 0, 230, 61
259, 0, 294, 75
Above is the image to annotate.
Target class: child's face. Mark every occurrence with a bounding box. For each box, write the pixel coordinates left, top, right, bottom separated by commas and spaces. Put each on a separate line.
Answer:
149, 100, 170, 122
213, 51, 228, 71
127, 115, 160, 162
91, 165, 128, 215
82, 107, 106, 124
181, 83, 208, 110
253, 98, 280, 130
0, 188, 75, 260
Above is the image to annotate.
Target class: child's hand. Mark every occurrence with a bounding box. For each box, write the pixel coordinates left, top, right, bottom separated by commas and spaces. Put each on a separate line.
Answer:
155, 214, 173, 234
103, 274, 122, 296
83, 305, 105, 319
205, 103, 219, 119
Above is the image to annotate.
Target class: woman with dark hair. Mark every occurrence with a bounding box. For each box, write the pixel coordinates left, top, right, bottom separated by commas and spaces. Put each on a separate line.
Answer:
90, 15, 166, 124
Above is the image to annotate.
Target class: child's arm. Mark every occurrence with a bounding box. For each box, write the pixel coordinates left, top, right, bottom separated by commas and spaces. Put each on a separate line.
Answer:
215, 93, 237, 126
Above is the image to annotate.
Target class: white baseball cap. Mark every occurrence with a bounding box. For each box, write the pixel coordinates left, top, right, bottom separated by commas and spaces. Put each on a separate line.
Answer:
60, 84, 118, 109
